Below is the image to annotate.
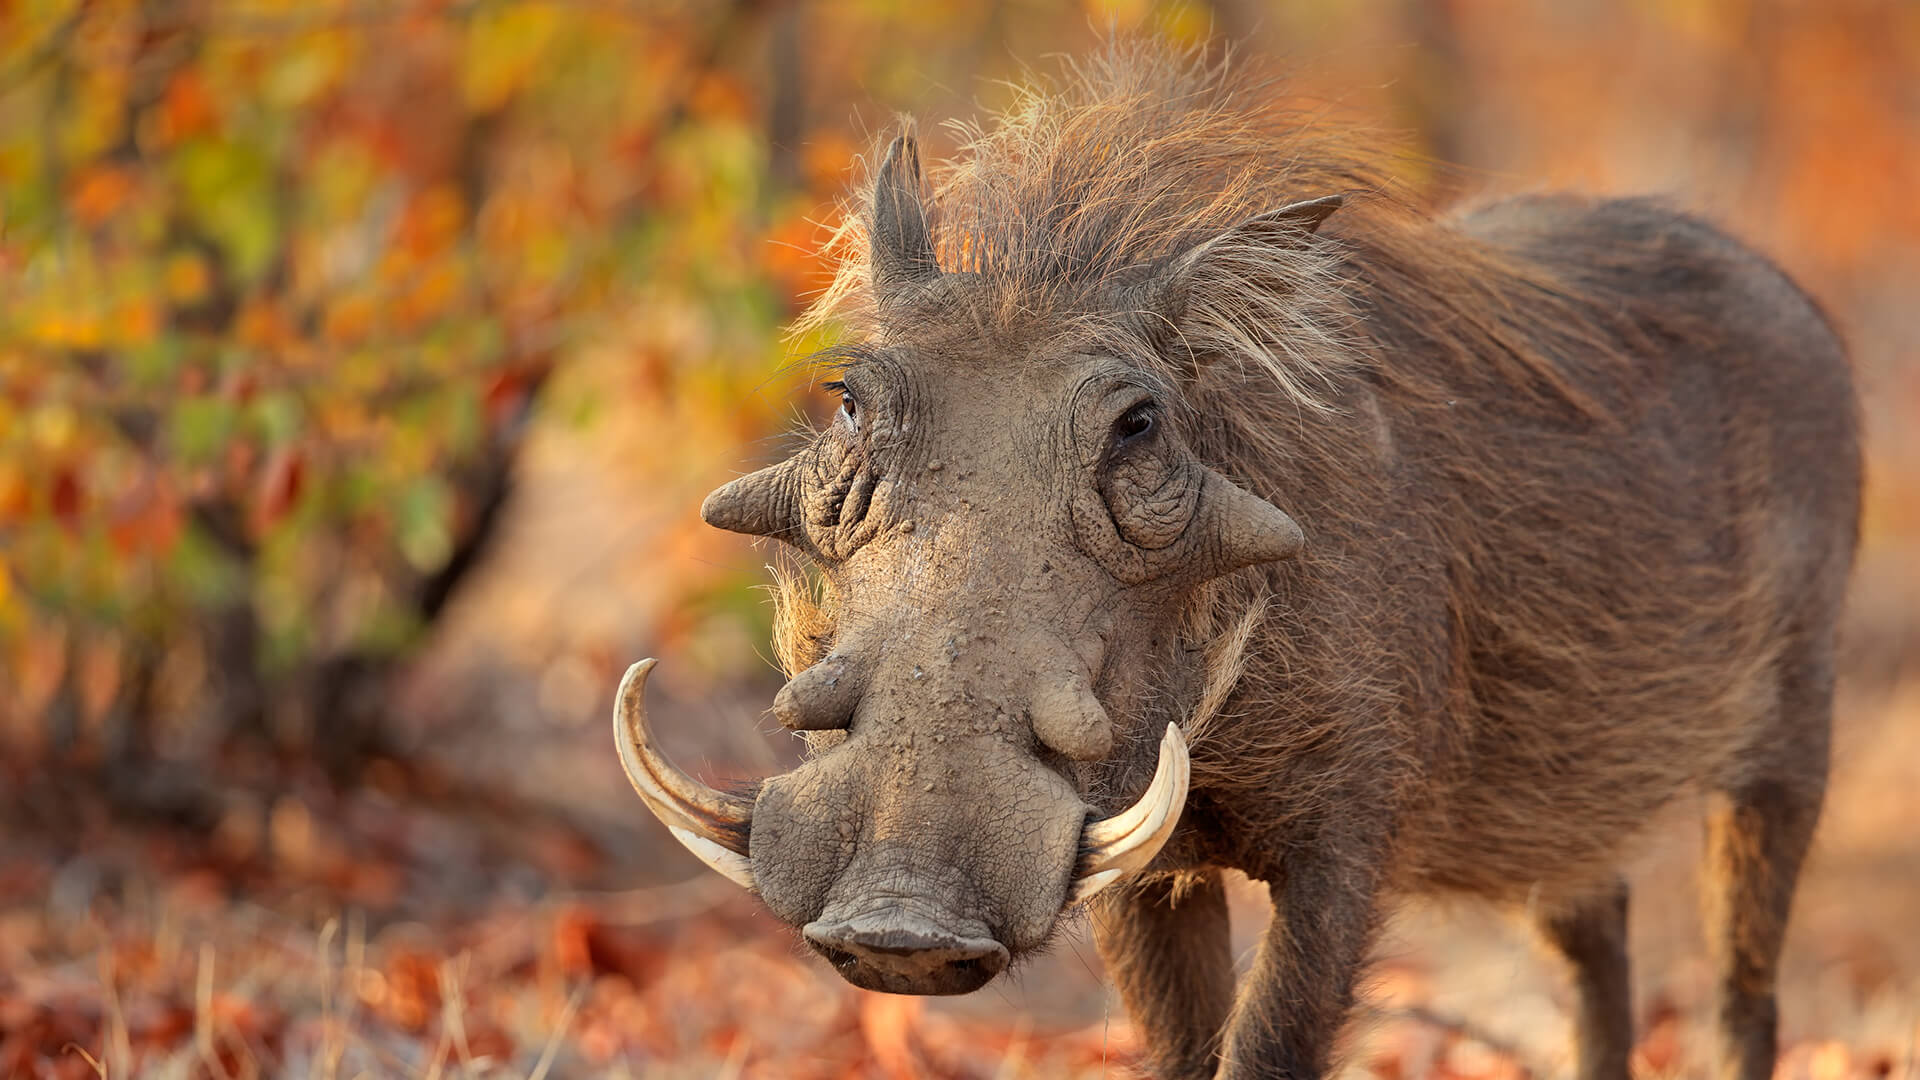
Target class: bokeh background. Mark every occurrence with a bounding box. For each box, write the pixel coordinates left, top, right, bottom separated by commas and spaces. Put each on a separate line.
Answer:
2, 1, 1917, 1077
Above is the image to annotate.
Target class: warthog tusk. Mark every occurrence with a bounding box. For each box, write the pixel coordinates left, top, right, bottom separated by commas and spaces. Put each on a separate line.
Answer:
1067, 723, 1190, 905
613, 659, 758, 891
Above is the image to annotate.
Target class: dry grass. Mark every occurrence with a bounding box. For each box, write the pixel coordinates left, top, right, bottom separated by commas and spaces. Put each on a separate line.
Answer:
0, 875, 1144, 1078
2, 633, 1915, 1079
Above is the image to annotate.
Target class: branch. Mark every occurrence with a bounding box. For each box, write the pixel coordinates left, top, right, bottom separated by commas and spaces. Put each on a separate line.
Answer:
414, 363, 553, 625
93, 374, 255, 563
189, 501, 255, 564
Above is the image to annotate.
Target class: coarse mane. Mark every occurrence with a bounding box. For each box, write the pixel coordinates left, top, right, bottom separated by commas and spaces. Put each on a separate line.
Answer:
796, 41, 1634, 418
770, 41, 1648, 688
795, 42, 1402, 406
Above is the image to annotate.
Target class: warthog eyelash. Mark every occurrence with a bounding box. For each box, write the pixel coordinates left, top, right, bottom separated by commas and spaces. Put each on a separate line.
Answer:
821, 380, 860, 426
1112, 399, 1158, 447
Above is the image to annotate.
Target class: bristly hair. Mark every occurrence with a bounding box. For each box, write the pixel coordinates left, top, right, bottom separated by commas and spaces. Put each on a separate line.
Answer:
793, 40, 1396, 408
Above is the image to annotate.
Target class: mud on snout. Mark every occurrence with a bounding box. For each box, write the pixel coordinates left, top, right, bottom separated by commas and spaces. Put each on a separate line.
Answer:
751, 726, 1083, 995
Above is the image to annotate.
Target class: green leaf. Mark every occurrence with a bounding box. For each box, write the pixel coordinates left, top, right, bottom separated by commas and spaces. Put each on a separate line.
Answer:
397, 475, 453, 572
126, 336, 185, 387
250, 390, 302, 448
444, 384, 482, 456
174, 138, 279, 283
355, 594, 424, 656
168, 521, 245, 608
170, 396, 237, 464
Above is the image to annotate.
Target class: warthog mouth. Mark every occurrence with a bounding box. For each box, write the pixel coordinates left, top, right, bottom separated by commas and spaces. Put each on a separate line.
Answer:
803, 911, 1010, 995
610, 658, 1191, 991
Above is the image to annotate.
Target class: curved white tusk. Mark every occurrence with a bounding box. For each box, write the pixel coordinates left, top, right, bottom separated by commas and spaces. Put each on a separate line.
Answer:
1066, 868, 1126, 906
613, 659, 758, 891
668, 826, 757, 891
1066, 723, 1190, 906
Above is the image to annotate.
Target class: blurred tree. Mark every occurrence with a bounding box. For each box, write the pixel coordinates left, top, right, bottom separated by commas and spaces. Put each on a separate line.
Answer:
0, 0, 808, 781
2, 0, 1913, 793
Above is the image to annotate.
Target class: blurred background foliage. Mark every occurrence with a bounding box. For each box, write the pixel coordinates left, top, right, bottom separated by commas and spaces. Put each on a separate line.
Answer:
2, 2, 1918, 1075
1, 0, 1916, 788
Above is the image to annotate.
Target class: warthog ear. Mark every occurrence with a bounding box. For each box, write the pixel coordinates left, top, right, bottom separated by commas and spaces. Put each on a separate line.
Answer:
1130, 194, 1345, 352
1072, 463, 1304, 585
1196, 466, 1305, 575
869, 134, 940, 306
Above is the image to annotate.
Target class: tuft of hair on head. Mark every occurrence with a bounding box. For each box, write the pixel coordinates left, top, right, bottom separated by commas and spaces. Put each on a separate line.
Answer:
794, 37, 1398, 408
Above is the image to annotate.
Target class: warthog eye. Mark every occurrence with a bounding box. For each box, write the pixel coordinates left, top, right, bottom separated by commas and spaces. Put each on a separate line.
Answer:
824, 380, 858, 427
1112, 400, 1156, 448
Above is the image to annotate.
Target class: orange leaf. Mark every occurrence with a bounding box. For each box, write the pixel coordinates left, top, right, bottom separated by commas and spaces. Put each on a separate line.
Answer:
68, 165, 135, 226
482, 369, 529, 428
0, 460, 28, 520
252, 448, 305, 532
235, 298, 292, 351
322, 293, 378, 345
108, 474, 184, 556
552, 906, 595, 978
49, 466, 82, 531
159, 69, 218, 142
397, 186, 466, 261
164, 251, 213, 305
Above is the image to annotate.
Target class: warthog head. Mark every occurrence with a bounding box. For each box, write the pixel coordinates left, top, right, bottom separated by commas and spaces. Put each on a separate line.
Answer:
616, 135, 1330, 995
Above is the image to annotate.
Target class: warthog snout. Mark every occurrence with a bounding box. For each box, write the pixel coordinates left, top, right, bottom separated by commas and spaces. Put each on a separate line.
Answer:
613, 657, 1195, 990
803, 914, 1009, 995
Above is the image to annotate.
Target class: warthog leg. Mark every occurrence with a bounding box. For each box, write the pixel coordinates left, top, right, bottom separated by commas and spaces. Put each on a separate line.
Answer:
1091, 870, 1236, 1080
1703, 775, 1824, 1080
1703, 781, 1827, 1077
1532, 877, 1633, 1080
1215, 834, 1390, 1080
1702, 642, 1832, 1080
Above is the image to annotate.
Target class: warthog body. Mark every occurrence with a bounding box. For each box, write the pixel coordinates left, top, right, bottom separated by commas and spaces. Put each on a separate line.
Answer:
616, 48, 1859, 1080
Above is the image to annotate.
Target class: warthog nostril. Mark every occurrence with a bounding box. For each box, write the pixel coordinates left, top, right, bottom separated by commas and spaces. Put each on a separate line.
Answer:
803, 918, 1009, 996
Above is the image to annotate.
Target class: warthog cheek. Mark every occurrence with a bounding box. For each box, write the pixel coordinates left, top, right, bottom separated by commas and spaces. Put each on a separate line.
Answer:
1103, 455, 1198, 550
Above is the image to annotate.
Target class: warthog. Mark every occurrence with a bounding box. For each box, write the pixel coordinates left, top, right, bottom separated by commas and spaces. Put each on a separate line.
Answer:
614, 47, 1859, 1080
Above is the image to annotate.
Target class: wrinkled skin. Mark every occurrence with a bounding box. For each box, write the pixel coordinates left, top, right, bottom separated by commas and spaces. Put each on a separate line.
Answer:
731, 344, 1290, 993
